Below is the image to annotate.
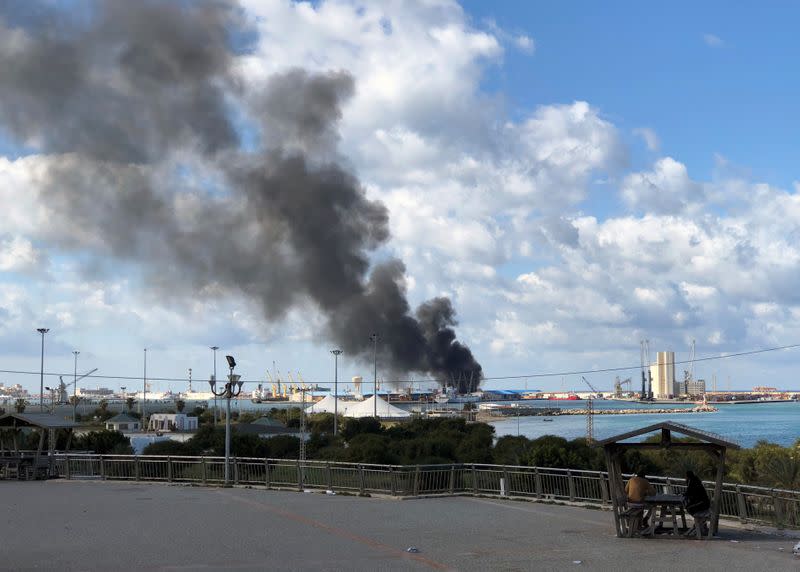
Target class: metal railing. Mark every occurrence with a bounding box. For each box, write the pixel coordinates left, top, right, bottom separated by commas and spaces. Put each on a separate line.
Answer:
51, 454, 800, 530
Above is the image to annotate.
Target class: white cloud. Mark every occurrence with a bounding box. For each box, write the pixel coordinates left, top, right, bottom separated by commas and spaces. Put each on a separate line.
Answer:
632, 127, 660, 151
621, 157, 704, 214
514, 34, 535, 54
703, 33, 724, 47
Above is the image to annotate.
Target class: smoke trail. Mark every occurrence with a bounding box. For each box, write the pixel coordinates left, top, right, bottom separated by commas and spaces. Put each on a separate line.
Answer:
0, 0, 482, 391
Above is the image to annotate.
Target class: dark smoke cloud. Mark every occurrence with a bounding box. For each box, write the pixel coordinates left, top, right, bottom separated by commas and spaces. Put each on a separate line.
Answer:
0, 0, 483, 389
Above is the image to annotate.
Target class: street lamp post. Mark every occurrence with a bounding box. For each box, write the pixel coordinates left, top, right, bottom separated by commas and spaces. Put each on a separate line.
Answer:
330, 350, 342, 436
72, 350, 80, 422
210, 346, 219, 425
209, 355, 242, 485
37, 328, 49, 412
121, 386, 126, 412
369, 333, 379, 418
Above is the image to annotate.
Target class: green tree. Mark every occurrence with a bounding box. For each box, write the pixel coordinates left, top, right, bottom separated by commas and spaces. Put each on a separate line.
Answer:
74, 430, 133, 454
175, 399, 186, 413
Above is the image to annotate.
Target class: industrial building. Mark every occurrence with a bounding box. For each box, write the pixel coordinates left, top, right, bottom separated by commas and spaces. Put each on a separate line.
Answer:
649, 351, 676, 399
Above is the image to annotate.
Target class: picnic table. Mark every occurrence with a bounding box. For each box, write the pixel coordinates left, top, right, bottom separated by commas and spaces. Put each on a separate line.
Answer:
642, 493, 687, 536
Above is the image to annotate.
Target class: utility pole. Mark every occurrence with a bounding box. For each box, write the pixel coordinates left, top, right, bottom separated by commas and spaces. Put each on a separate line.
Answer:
72, 350, 80, 422
369, 333, 379, 418
210, 346, 219, 425
142, 348, 147, 425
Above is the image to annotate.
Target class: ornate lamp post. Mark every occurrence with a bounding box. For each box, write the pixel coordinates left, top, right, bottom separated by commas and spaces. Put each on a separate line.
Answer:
330, 349, 342, 436
209, 355, 242, 485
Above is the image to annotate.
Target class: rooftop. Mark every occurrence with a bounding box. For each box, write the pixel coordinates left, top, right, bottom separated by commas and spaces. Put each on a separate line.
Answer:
2, 481, 797, 571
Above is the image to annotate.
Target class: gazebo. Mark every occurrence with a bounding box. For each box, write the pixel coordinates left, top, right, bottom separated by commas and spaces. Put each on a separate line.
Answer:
598, 421, 738, 537
0, 413, 78, 479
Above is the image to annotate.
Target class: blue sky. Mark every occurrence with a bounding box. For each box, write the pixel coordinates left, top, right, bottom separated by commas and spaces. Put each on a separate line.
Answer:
1, 0, 800, 396
466, 0, 800, 187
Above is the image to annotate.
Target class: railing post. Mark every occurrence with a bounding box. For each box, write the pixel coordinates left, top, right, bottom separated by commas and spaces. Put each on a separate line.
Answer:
567, 470, 576, 501
264, 459, 270, 489
297, 459, 303, 491
64, 455, 71, 480
600, 472, 609, 504
503, 466, 510, 497
772, 490, 784, 529
326, 462, 333, 491
534, 467, 543, 498
448, 465, 456, 495
665, 477, 672, 494
99, 455, 106, 480
234, 458, 240, 485
167, 457, 173, 483
201, 456, 206, 485
359, 464, 366, 495
413, 466, 420, 496
472, 464, 478, 495
390, 466, 397, 496
736, 485, 747, 522
134, 455, 140, 481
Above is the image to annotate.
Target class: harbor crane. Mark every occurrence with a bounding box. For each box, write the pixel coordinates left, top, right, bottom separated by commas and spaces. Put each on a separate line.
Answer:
613, 376, 632, 398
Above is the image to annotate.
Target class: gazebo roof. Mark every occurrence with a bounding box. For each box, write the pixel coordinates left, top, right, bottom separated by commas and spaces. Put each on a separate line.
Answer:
597, 420, 739, 449
0, 413, 78, 429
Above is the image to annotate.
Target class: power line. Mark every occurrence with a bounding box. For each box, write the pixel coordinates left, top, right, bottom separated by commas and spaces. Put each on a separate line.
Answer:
1, 342, 798, 386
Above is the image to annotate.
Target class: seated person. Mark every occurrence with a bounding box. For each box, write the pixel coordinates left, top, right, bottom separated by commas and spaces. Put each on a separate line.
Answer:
625, 470, 656, 507
683, 470, 710, 515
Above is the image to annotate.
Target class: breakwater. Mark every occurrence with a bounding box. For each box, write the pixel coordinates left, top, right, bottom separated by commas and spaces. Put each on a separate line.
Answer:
476, 405, 715, 423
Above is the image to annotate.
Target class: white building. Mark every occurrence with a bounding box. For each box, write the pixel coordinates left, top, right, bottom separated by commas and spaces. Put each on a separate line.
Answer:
148, 413, 198, 432
106, 413, 141, 432
649, 351, 676, 399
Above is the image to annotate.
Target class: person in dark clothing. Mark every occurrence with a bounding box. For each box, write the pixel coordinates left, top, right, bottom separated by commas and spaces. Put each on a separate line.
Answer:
683, 470, 710, 515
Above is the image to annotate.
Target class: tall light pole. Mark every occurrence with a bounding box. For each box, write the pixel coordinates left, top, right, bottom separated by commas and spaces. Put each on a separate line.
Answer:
37, 328, 49, 411
121, 386, 127, 412
330, 349, 342, 436
210, 346, 219, 425
72, 350, 79, 422
209, 355, 242, 485
369, 333, 379, 418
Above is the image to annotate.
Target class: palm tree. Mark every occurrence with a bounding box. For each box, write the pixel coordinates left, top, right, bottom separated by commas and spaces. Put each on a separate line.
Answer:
14, 398, 27, 413
175, 399, 186, 413
126, 397, 135, 413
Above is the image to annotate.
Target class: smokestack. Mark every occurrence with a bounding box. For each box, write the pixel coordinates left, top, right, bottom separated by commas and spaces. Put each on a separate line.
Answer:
0, 0, 483, 390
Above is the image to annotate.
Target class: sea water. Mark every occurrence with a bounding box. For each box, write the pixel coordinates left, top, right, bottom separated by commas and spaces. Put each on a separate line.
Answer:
488, 400, 800, 447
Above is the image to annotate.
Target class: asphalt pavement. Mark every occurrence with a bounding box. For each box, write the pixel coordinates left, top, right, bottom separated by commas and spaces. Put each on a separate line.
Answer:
0, 481, 797, 571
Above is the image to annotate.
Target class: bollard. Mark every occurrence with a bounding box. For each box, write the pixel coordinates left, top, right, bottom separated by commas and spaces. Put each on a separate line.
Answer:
500, 477, 506, 497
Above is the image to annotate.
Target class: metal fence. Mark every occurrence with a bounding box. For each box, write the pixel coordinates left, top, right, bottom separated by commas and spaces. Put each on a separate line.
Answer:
52, 454, 800, 530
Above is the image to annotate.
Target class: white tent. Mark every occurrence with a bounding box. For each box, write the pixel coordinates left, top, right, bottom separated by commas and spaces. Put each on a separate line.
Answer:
305, 394, 349, 415
343, 395, 411, 419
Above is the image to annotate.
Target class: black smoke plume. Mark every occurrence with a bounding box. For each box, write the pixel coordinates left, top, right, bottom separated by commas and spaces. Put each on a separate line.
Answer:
0, 0, 482, 392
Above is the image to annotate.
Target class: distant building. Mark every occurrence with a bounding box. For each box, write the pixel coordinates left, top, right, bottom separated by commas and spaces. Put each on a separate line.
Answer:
685, 379, 706, 397
106, 413, 141, 432
148, 413, 198, 432
649, 351, 676, 399
78, 387, 115, 397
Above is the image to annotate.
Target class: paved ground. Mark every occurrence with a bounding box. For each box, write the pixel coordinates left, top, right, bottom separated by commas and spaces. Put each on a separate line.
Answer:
1, 481, 798, 571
